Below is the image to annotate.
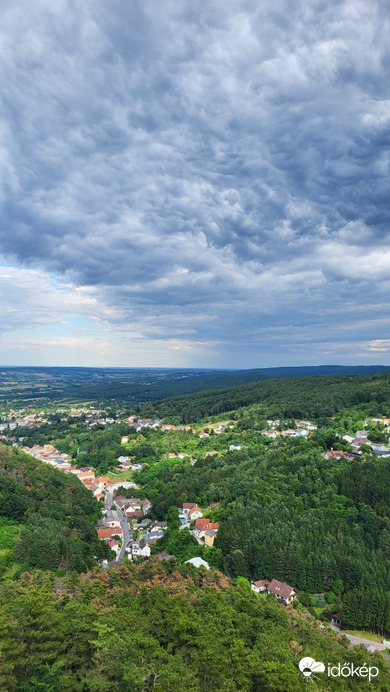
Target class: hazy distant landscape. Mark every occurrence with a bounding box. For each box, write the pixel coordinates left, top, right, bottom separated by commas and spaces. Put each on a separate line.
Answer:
1, 364, 390, 408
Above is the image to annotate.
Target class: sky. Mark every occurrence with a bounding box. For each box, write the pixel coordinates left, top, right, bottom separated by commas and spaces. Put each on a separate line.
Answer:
0, 0, 389, 368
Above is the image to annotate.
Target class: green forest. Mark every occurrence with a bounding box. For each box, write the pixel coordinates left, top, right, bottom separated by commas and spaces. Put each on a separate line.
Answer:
0, 445, 109, 574
1, 561, 389, 691
145, 372, 390, 422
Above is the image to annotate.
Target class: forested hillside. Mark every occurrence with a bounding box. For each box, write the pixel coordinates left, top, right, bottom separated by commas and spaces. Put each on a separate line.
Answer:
0, 561, 388, 691
0, 444, 108, 573
145, 372, 390, 422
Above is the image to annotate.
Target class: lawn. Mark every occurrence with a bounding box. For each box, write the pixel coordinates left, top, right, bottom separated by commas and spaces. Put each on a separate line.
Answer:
107, 469, 136, 482
343, 630, 384, 643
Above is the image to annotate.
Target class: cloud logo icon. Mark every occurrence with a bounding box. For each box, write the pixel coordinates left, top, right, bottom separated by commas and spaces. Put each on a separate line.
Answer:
299, 657, 325, 677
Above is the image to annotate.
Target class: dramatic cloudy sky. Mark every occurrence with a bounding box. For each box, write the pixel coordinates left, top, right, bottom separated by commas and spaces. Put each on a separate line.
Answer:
0, 0, 389, 367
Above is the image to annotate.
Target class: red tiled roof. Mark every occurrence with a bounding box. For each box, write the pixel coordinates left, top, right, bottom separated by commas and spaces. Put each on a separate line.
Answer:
97, 528, 121, 539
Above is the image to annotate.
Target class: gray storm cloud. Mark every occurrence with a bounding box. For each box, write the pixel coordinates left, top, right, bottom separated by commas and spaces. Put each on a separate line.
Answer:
0, 0, 389, 364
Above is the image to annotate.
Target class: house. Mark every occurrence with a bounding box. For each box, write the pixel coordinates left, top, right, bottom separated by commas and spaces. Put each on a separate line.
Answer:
193, 518, 219, 539
198, 432, 209, 438
182, 503, 197, 517
149, 521, 168, 532
188, 505, 203, 520
144, 531, 165, 545
153, 552, 175, 561
294, 429, 309, 437
342, 434, 354, 444
251, 579, 270, 594
326, 450, 349, 459
267, 579, 297, 605
229, 443, 241, 451
117, 455, 131, 464
108, 540, 120, 557
121, 436, 129, 444
131, 541, 151, 559
141, 499, 152, 515
97, 527, 122, 540
204, 529, 218, 547
105, 510, 121, 529
75, 470, 95, 481
122, 498, 151, 518
185, 557, 210, 570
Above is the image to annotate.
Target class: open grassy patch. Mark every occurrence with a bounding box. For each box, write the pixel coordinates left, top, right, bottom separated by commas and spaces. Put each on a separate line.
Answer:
0, 518, 22, 550
342, 629, 384, 643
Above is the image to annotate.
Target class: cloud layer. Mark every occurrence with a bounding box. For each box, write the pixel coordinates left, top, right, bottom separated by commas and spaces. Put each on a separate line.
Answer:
0, 0, 389, 366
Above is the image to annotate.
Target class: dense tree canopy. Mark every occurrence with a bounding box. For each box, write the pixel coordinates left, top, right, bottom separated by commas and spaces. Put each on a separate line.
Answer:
0, 444, 109, 572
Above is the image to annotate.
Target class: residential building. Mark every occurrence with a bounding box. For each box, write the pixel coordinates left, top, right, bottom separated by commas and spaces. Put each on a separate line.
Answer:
204, 529, 218, 547
251, 579, 270, 594
267, 579, 297, 605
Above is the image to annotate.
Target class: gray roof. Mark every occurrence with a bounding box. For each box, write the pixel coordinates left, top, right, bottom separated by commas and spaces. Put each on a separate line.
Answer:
106, 510, 120, 522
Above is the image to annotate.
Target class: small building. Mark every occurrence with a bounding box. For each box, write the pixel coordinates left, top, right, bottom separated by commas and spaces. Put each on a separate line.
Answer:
131, 541, 151, 559
97, 527, 122, 540
105, 510, 121, 528
229, 444, 241, 451
251, 579, 270, 594
204, 529, 218, 547
185, 557, 210, 570
182, 502, 203, 521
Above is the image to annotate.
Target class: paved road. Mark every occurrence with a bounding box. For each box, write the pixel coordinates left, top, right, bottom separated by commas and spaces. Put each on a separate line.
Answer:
117, 507, 132, 561
330, 625, 388, 652
344, 633, 387, 652
105, 489, 113, 511
104, 489, 131, 561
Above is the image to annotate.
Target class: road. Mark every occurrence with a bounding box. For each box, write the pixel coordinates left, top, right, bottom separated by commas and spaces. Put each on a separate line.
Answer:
330, 625, 388, 653
104, 489, 132, 561
105, 489, 113, 511
117, 506, 132, 560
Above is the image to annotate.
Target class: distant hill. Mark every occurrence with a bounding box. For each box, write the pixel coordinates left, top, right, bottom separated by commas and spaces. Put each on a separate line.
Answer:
145, 370, 390, 422
1, 363, 390, 405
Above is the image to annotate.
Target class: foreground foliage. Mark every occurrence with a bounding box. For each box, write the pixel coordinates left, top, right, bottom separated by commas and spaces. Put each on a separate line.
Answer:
0, 562, 388, 691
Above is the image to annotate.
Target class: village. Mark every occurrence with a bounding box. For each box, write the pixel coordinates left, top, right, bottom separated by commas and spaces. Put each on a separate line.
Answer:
1, 404, 390, 633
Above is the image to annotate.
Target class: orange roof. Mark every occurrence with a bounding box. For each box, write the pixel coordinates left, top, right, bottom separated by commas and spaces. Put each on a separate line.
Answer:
97, 528, 117, 539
